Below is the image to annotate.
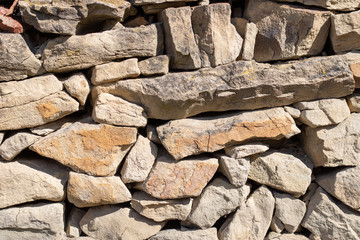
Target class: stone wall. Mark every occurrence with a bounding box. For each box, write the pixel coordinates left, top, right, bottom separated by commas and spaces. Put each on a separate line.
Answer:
1, 0, 360, 239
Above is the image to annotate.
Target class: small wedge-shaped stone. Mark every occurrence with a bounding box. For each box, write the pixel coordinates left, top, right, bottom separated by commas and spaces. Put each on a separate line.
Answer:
278, 0, 360, 11
0, 132, 41, 161
90, 58, 140, 85
92, 55, 354, 120
139, 55, 169, 76
218, 185, 275, 240
63, 72, 90, 106
0, 33, 42, 81
42, 24, 163, 73
294, 98, 351, 128
131, 191, 193, 222
150, 228, 218, 240
121, 135, 158, 183
0, 91, 79, 131
67, 172, 131, 208
244, 0, 331, 62
302, 187, 360, 240
217, 155, 250, 187
302, 113, 360, 167
137, 151, 218, 199
187, 178, 250, 229
66, 207, 86, 238
30, 122, 137, 176
92, 93, 148, 127
316, 166, 360, 212
347, 92, 360, 112
0, 157, 68, 209
248, 149, 313, 196
0, 202, 65, 240
330, 11, 360, 53
80, 206, 165, 240
225, 142, 269, 159
157, 107, 299, 160
240, 22, 258, 61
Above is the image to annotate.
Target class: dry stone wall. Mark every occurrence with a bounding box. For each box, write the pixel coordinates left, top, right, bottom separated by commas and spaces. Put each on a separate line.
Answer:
1, 0, 360, 239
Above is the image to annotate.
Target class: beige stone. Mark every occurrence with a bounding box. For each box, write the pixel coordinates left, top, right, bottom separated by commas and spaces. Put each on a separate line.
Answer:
217, 155, 250, 187
0, 132, 41, 161
30, 122, 137, 176
266, 232, 310, 240
90, 58, 140, 85
147, 124, 161, 144
150, 228, 218, 240
142, 2, 186, 14
66, 207, 86, 238
121, 135, 158, 183
346, 92, 360, 112
63, 72, 90, 106
240, 22, 258, 60
278, 0, 360, 11
342, 51, 360, 88
131, 191, 193, 222
231, 17, 248, 38
133, 0, 195, 5
139, 55, 169, 76
225, 142, 269, 159
284, 106, 301, 118
137, 151, 218, 199
157, 107, 299, 160
80, 206, 165, 240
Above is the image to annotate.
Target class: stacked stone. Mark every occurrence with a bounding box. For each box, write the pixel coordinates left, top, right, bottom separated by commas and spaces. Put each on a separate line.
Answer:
1, 0, 360, 239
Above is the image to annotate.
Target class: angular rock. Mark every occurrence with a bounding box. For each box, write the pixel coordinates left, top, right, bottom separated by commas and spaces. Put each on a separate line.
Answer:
42, 24, 163, 73
19, 0, 131, 35
157, 107, 300, 160
330, 11, 360, 53
231, 17, 248, 38
142, 2, 186, 14
192, 3, 243, 67
139, 55, 169, 76
316, 166, 360, 212
225, 142, 269, 159
0, 202, 65, 240
278, 0, 360, 11
0, 33, 42, 81
217, 155, 250, 187
162, 6, 201, 70
133, 0, 196, 5
147, 124, 161, 144
284, 106, 301, 118
347, 92, 360, 112
30, 115, 79, 136
0, 157, 68, 209
187, 178, 250, 229
90, 58, 140, 85
218, 185, 275, 240
92, 93, 147, 127
302, 187, 360, 239
131, 191, 193, 222
30, 122, 137, 176
150, 228, 218, 240
63, 72, 90, 106
137, 151, 218, 199
248, 149, 313, 196
294, 98, 351, 128
240, 22, 258, 61
0, 7, 23, 33
0, 132, 41, 161
244, 0, 331, 62
266, 232, 310, 240
0, 91, 80, 131
80, 206, 165, 240
0, 132, 4, 144
121, 135, 158, 183
343, 51, 360, 88
92, 55, 354, 120
66, 207, 86, 238
67, 172, 131, 208
302, 113, 360, 167
271, 192, 306, 233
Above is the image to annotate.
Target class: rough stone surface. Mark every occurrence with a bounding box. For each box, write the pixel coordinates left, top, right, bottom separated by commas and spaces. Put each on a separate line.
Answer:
92, 93, 148, 127
240, 22, 258, 60
63, 72, 90, 106
147, 124, 161, 144
0, 202, 65, 240
302, 113, 360, 167
278, 0, 360, 11
284, 106, 301, 118
137, 151, 218, 199
150, 228, 218, 240
142, 2, 186, 14
225, 142, 269, 159
302, 187, 360, 240
42, 23, 163, 73
80, 206, 165, 240
92, 55, 355, 120
131, 191, 193, 222
139, 55, 169, 76
244, 0, 331, 62
66, 207, 86, 238
187, 178, 250, 229
0, 33, 42, 81
218, 185, 275, 240
121, 135, 158, 183
217, 155, 250, 187
231, 17, 248, 38
0, 132, 4, 144
0, 7, 23, 33
134, 0, 196, 5
0, 132, 41, 161
330, 10, 360, 53
343, 51, 360, 88
248, 149, 313, 196
266, 232, 310, 240
30, 122, 137, 176
30, 115, 81, 136
347, 92, 360, 112
294, 98, 351, 128
90, 58, 140, 85
157, 107, 299, 160
67, 172, 132, 208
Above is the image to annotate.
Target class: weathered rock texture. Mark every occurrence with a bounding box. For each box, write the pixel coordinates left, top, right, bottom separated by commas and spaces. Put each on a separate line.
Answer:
278, 0, 360, 11
150, 228, 218, 240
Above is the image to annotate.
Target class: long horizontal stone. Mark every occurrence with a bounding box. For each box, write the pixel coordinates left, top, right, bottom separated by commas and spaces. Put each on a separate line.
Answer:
92, 55, 354, 120
157, 107, 299, 160
278, 0, 360, 11
42, 24, 163, 73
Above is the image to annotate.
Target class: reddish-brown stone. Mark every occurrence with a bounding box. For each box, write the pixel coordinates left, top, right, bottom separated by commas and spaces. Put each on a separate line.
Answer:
0, 7, 23, 33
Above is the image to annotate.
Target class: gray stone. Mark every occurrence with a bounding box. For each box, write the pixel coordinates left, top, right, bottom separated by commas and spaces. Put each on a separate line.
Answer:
217, 155, 250, 187
277, 0, 360, 11
139, 55, 169, 76
0, 132, 41, 161
266, 232, 310, 240
92, 55, 354, 120
133, 0, 196, 5
284, 106, 301, 118
150, 228, 218, 240
347, 92, 360, 112
0, 132, 4, 145
63, 72, 90, 106
225, 142, 269, 159
231, 17, 248, 38
147, 124, 161, 144
66, 207, 86, 238
240, 22, 258, 60
142, 2, 186, 14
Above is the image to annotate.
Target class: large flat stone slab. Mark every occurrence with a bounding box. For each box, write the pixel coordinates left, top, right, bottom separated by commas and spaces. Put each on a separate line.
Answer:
278, 0, 360, 11
150, 228, 218, 240
92, 55, 354, 120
